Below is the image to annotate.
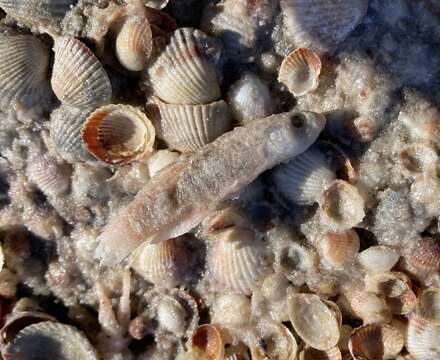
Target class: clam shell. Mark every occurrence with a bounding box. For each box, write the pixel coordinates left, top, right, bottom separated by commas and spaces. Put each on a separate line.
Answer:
349, 290, 392, 324
82, 104, 155, 165
208, 227, 272, 295
271, 146, 335, 205
349, 323, 404, 360
0, 34, 51, 108
152, 97, 232, 152
147, 149, 179, 177
405, 237, 440, 273
278, 48, 322, 97
191, 324, 224, 360
2, 321, 98, 360
407, 315, 440, 360
288, 293, 341, 350
357, 245, 400, 273
299, 346, 342, 360
51, 36, 112, 108
418, 288, 440, 323
280, 0, 369, 53
251, 322, 297, 360
157, 295, 188, 337
317, 230, 360, 270
147, 27, 221, 104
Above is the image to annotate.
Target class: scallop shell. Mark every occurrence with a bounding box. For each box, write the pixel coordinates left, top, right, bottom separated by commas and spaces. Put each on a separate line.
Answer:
349, 324, 404, 360
2, 321, 98, 360
280, 0, 369, 53
405, 237, 440, 273
271, 146, 336, 205
157, 295, 188, 337
348, 290, 392, 324
152, 97, 232, 152
147, 27, 221, 104
211, 294, 251, 327
82, 104, 156, 165
208, 227, 272, 295
418, 288, 440, 323
317, 230, 360, 270
288, 293, 341, 350
299, 346, 342, 360
400, 143, 438, 178
0, 34, 51, 108
147, 149, 179, 177
191, 324, 224, 360
357, 245, 400, 273
278, 48, 322, 97
51, 36, 112, 108
407, 315, 440, 360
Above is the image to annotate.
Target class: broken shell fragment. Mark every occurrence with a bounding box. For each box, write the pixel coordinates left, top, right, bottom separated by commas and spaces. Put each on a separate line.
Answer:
357, 245, 400, 273
407, 315, 440, 360
82, 104, 155, 165
191, 324, 224, 360
418, 288, 440, 323
299, 346, 342, 360
278, 48, 322, 97
317, 230, 360, 270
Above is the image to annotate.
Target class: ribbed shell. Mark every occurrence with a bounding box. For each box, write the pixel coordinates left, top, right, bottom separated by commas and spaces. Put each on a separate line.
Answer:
2, 321, 98, 360
147, 27, 221, 104
191, 324, 224, 360
153, 97, 232, 152
280, 0, 369, 53
407, 315, 440, 360
0, 35, 51, 107
271, 146, 335, 205
317, 230, 360, 270
299, 346, 342, 360
349, 290, 392, 324
51, 36, 112, 108
405, 237, 440, 272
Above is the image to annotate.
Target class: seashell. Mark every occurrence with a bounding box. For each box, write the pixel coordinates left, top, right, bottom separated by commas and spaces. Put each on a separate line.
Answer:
319, 180, 365, 231
409, 175, 440, 224
147, 27, 221, 104
226, 72, 274, 124
82, 104, 156, 165
280, 0, 369, 53
316, 230, 360, 270
0, 34, 51, 108
399, 102, 440, 144
338, 324, 353, 353
71, 164, 112, 207
51, 36, 112, 108
129, 238, 188, 286
357, 245, 400, 273
400, 143, 438, 178
211, 294, 251, 327
2, 321, 98, 360
144, 0, 169, 10
299, 346, 342, 360
287, 293, 341, 350
152, 97, 232, 152
260, 272, 292, 322
346, 115, 378, 144
202, 207, 252, 235
418, 288, 440, 323
147, 149, 179, 177
348, 290, 393, 324
278, 48, 322, 97
407, 315, 440, 360
208, 227, 272, 295
157, 295, 188, 337
405, 237, 440, 273
191, 324, 224, 360
348, 323, 404, 360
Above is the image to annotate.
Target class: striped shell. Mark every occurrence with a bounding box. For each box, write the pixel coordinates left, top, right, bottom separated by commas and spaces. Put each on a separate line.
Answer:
152, 97, 232, 152
317, 230, 360, 270
191, 324, 224, 360
299, 346, 342, 360
357, 245, 400, 273
147, 27, 221, 104
51, 36, 112, 108
348, 290, 392, 324
82, 104, 155, 165
0, 34, 51, 108
407, 315, 440, 360
278, 48, 322, 97
405, 237, 440, 273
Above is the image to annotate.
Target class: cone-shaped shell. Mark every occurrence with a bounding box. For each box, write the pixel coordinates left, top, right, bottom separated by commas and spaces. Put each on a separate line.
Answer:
52, 36, 112, 108
317, 230, 360, 270
419, 288, 440, 323
405, 237, 440, 272
357, 245, 400, 273
349, 323, 404, 360
278, 48, 321, 97
407, 315, 440, 360
2, 321, 98, 360
288, 293, 341, 350
299, 346, 342, 360
271, 146, 335, 205
152, 97, 232, 152
147, 27, 221, 104
82, 104, 155, 165
0, 34, 51, 108
191, 324, 224, 360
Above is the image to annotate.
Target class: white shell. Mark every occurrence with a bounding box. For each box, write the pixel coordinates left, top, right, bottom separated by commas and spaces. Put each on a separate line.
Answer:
348, 290, 392, 324
400, 143, 439, 178
157, 295, 187, 337
147, 149, 179, 177
317, 230, 360, 270
407, 315, 440, 360
211, 294, 251, 327
418, 288, 440, 323
357, 245, 400, 273
299, 346, 342, 360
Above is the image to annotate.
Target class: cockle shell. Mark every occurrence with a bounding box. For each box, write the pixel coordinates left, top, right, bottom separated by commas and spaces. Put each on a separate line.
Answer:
349, 323, 404, 360
82, 104, 156, 165
348, 290, 392, 324
0, 34, 51, 108
51, 36, 112, 108
152, 97, 232, 152
357, 245, 400, 273
280, 0, 369, 53
288, 293, 341, 350
407, 315, 440, 360
147, 149, 179, 177
405, 237, 440, 273
278, 48, 322, 97
191, 324, 224, 360
299, 346, 342, 360
317, 230, 360, 270
418, 288, 440, 323
147, 27, 221, 104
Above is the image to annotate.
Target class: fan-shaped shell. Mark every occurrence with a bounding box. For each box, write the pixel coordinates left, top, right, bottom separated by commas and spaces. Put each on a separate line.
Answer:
51, 36, 112, 108
348, 290, 392, 324
191, 324, 224, 360
152, 97, 232, 152
299, 346, 342, 360
280, 0, 369, 53
405, 237, 440, 273
419, 288, 440, 323
0, 34, 51, 108
407, 315, 440, 360
357, 245, 400, 273
278, 48, 322, 97
147, 27, 221, 104
2, 321, 98, 360
82, 104, 155, 165
317, 230, 360, 270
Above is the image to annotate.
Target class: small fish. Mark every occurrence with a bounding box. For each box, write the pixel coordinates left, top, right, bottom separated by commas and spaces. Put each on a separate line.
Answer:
96, 111, 326, 265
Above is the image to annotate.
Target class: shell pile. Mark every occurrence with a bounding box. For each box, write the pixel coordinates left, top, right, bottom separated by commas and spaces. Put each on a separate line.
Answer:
0, 0, 440, 359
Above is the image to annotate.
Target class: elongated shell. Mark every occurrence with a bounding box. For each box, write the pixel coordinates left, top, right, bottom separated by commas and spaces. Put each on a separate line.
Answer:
0, 34, 51, 108
407, 315, 440, 360
357, 245, 400, 273
419, 288, 440, 323
280, 0, 369, 53
2, 321, 98, 360
82, 104, 155, 165
152, 97, 232, 152
278, 48, 322, 97
271, 146, 335, 205
299, 346, 342, 360
251, 322, 297, 360
147, 27, 221, 104
52, 36, 112, 108
317, 230, 360, 270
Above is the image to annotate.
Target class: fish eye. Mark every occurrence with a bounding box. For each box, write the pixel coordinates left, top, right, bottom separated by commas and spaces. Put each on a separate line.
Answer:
291, 113, 306, 128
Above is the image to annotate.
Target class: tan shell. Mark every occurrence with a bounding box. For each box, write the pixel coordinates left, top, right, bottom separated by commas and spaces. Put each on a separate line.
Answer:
407, 315, 440, 360
405, 237, 440, 273
202, 207, 252, 235
317, 230, 360, 270
152, 97, 232, 152
400, 143, 439, 177
418, 288, 440, 324
51, 36, 112, 108
147, 149, 179, 177
349, 290, 392, 324
278, 48, 322, 97
82, 104, 155, 165
338, 324, 353, 353
147, 27, 221, 104
288, 293, 341, 350
357, 245, 400, 273
211, 294, 251, 327
349, 323, 404, 360
299, 346, 342, 360
191, 324, 224, 360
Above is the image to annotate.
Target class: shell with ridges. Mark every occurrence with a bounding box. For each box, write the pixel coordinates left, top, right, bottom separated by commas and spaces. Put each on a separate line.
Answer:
191, 324, 224, 360
357, 245, 400, 273
405, 237, 440, 273
407, 315, 440, 360
348, 290, 392, 324
317, 230, 360, 270
299, 346, 342, 360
